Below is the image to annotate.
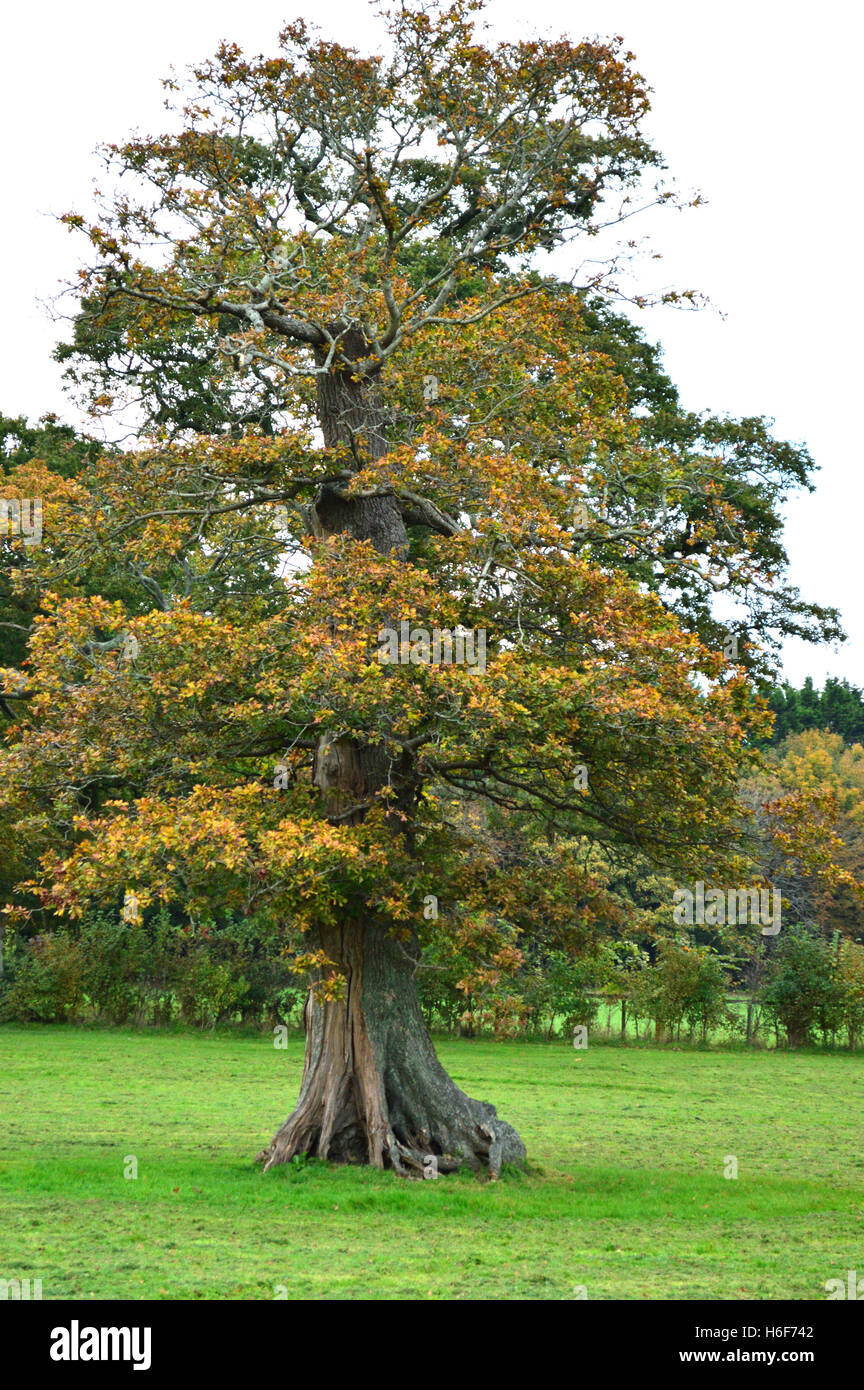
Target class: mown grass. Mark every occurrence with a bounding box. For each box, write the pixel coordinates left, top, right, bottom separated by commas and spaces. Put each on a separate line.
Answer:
1, 1025, 862, 1300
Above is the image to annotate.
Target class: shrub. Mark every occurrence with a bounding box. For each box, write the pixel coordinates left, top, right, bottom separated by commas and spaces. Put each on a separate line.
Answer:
760, 925, 843, 1047
519, 951, 600, 1039
174, 951, 249, 1028
79, 914, 148, 1023
835, 940, 864, 1049
2, 932, 84, 1022
628, 940, 735, 1043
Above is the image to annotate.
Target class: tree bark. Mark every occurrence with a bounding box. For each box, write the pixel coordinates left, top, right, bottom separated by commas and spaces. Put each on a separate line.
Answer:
260, 347, 526, 1176
260, 923, 526, 1176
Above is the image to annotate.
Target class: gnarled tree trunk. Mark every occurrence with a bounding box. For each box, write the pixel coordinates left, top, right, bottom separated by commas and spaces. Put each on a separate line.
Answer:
260, 923, 525, 1177
259, 343, 526, 1177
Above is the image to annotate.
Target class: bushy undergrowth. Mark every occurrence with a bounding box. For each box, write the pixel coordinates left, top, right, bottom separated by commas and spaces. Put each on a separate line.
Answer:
0, 909, 304, 1029
3, 909, 863, 1049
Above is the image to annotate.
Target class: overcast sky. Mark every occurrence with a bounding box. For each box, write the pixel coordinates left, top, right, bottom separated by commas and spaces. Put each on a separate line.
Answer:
3, 0, 862, 687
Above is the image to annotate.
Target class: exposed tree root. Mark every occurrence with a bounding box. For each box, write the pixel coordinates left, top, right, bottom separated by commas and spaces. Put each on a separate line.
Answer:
258, 923, 525, 1179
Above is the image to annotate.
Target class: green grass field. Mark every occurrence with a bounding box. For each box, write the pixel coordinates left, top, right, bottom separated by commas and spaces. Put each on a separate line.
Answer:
1, 1025, 862, 1300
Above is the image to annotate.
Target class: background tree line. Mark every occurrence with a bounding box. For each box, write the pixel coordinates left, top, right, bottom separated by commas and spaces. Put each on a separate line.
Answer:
762, 676, 864, 746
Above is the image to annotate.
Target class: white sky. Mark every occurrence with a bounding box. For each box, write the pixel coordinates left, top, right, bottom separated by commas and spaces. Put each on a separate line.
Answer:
3, 0, 862, 687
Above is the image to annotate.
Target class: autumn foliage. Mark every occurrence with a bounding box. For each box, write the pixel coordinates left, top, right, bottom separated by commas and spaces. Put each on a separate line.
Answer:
0, 0, 852, 1171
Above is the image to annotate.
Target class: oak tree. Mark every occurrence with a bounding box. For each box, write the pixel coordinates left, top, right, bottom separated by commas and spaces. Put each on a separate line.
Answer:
0, 0, 839, 1173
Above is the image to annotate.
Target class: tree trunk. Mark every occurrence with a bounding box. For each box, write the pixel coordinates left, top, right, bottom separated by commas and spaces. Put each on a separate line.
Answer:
260, 347, 526, 1176
260, 923, 526, 1177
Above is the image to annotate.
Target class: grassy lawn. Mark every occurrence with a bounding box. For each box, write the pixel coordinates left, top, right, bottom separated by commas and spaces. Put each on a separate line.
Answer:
1, 1025, 862, 1300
